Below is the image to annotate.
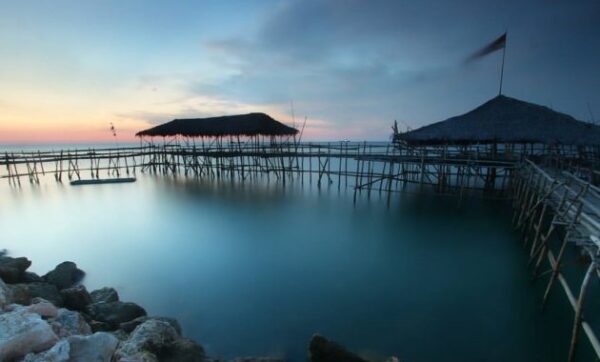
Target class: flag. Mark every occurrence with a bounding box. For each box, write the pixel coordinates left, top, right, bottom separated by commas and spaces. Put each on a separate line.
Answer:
465, 32, 506, 63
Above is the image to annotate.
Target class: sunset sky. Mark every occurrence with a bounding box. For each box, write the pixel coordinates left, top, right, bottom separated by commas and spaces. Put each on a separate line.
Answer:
1, 0, 598, 143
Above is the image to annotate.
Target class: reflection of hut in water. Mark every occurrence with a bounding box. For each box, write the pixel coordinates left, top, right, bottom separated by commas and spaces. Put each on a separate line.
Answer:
136, 112, 298, 146
394, 95, 600, 167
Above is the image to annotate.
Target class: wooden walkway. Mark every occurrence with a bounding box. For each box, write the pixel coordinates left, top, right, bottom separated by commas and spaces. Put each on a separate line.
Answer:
0, 142, 515, 195
512, 159, 600, 361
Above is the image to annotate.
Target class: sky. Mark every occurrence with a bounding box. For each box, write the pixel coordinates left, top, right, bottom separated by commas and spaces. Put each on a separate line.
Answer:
0, 0, 598, 143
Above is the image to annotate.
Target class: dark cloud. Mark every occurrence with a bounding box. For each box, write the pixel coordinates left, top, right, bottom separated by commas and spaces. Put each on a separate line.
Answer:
192, 0, 600, 138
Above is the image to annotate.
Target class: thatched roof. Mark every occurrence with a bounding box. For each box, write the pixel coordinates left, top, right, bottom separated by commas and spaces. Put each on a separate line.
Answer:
397, 95, 600, 146
136, 113, 298, 137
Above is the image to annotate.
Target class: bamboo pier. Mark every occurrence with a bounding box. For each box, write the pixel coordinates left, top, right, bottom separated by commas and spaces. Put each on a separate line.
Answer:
1, 96, 600, 360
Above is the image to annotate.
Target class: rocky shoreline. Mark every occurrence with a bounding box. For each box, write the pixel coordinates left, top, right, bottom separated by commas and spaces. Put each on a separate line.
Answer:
0, 252, 398, 362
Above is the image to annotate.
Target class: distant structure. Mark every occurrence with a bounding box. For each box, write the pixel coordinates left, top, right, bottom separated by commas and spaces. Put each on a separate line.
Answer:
394, 95, 600, 165
136, 112, 298, 140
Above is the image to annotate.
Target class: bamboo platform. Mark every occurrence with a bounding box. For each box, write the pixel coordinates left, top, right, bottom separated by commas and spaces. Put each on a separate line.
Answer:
0, 141, 598, 360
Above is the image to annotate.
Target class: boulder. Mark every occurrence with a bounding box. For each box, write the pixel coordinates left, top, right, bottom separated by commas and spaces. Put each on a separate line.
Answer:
60, 285, 92, 311
43, 262, 85, 290
23, 339, 70, 362
25, 298, 59, 318
0, 277, 12, 308
89, 320, 112, 333
8, 282, 63, 306
0, 256, 32, 283
67, 332, 119, 361
162, 337, 206, 362
22, 272, 43, 283
0, 308, 59, 361
86, 301, 146, 328
24, 332, 119, 362
49, 308, 92, 338
120, 316, 182, 335
90, 287, 119, 304
308, 334, 367, 362
114, 320, 180, 361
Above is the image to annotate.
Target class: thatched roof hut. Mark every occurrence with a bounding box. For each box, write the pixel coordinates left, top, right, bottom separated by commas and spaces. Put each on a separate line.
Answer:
136, 113, 298, 138
396, 95, 600, 146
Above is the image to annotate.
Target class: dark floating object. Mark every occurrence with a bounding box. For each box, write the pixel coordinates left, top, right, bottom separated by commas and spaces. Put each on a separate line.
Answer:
70, 177, 136, 186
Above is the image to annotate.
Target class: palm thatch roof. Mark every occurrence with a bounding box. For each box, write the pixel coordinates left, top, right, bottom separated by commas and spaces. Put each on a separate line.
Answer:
136, 113, 298, 137
396, 95, 600, 146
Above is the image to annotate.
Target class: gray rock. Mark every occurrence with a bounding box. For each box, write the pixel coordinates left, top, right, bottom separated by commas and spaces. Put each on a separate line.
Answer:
114, 320, 179, 361
5, 298, 59, 318
86, 301, 146, 328
67, 332, 119, 361
89, 320, 112, 332
0, 308, 59, 360
23, 339, 70, 362
90, 287, 119, 304
60, 285, 92, 311
8, 282, 63, 307
231, 358, 284, 362
120, 316, 182, 335
49, 308, 92, 338
110, 329, 130, 341
0, 277, 12, 308
163, 337, 206, 362
22, 272, 43, 283
0, 256, 32, 283
43, 262, 85, 290
308, 334, 367, 362
24, 332, 119, 362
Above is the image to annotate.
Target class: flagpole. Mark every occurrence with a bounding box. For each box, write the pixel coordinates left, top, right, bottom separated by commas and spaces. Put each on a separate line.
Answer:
498, 34, 507, 95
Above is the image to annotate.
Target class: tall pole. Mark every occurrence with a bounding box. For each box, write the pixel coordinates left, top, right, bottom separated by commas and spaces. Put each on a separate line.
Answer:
498, 45, 506, 95
498, 33, 507, 95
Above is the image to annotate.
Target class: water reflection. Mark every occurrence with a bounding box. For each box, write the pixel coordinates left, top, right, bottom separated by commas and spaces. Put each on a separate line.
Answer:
0, 174, 592, 361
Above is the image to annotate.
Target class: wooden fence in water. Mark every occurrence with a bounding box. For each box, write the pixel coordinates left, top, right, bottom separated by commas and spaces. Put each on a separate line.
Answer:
0, 142, 516, 197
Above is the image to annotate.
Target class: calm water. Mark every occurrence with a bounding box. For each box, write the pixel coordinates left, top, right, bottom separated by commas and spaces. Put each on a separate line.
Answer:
0, 170, 595, 361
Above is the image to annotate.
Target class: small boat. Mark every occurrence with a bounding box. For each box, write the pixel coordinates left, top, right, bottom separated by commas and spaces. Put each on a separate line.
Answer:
70, 177, 136, 186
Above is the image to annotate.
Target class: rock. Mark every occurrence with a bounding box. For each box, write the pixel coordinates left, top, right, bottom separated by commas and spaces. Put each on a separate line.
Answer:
60, 285, 92, 311
114, 320, 179, 361
308, 334, 367, 362
26, 298, 59, 318
111, 329, 130, 341
163, 337, 206, 362
120, 316, 182, 335
49, 308, 92, 338
89, 320, 112, 332
0, 277, 12, 308
0, 308, 59, 360
23, 339, 70, 362
43, 261, 85, 290
22, 272, 43, 283
0, 256, 32, 283
67, 332, 119, 361
24, 332, 119, 362
86, 301, 146, 328
8, 282, 63, 306
90, 287, 119, 304
231, 358, 284, 362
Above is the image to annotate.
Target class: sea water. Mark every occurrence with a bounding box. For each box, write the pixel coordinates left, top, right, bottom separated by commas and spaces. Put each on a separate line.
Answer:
0, 146, 596, 361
